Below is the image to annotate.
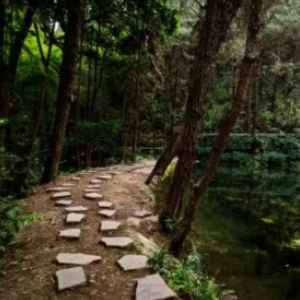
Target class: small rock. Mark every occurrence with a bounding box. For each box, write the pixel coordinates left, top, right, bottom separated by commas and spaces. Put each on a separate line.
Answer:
66, 213, 85, 224
117, 255, 149, 271
99, 209, 116, 218
126, 217, 141, 228
100, 221, 121, 232
61, 183, 76, 187
136, 274, 178, 300
56, 267, 87, 291
97, 174, 113, 180
52, 192, 71, 199
47, 187, 71, 193
134, 210, 152, 218
90, 179, 102, 184
85, 193, 103, 200
98, 201, 113, 209
56, 253, 102, 266
101, 237, 133, 248
56, 200, 73, 206
65, 206, 88, 213
59, 229, 81, 239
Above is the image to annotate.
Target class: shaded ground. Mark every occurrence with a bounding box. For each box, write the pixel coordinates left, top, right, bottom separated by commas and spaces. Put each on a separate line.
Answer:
0, 161, 158, 300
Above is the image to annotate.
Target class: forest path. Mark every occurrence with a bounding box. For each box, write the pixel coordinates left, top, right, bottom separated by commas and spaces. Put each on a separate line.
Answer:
0, 161, 172, 300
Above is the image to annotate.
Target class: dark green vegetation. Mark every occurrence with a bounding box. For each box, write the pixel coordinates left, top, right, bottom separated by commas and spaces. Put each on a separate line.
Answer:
1, 0, 300, 299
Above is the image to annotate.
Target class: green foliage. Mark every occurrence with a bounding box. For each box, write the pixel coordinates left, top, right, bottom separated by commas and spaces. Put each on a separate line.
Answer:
148, 247, 236, 300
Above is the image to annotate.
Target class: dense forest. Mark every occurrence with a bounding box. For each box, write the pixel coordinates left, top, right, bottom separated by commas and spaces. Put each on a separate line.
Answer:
1, 0, 300, 299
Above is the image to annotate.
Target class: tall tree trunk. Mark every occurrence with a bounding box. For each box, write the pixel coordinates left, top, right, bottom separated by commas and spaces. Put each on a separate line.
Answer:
159, 0, 243, 227
169, 0, 263, 255
0, 2, 38, 147
42, 0, 83, 183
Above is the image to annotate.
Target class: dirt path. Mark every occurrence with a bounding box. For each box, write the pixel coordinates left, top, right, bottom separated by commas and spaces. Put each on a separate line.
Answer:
0, 161, 161, 300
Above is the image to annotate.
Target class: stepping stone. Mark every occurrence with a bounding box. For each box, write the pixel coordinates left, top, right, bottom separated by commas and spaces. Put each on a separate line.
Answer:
100, 221, 121, 232
97, 174, 113, 180
99, 209, 116, 218
118, 255, 149, 271
136, 274, 178, 300
85, 193, 103, 200
71, 177, 80, 181
47, 187, 71, 193
98, 201, 113, 209
52, 192, 71, 199
90, 179, 102, 184
59, 229, 81, 239
56, 253, 102, 266
86, 185, 101, 188
56, 200, 73, 206
65, 206, 88, 213
61, 183, 76, 187
107, 171, 122, 175
84, 189, 99, 193
56, 267, 87, 291
66, 213, 85, 224
101, 237, 133, 248
134, 210, 152, 218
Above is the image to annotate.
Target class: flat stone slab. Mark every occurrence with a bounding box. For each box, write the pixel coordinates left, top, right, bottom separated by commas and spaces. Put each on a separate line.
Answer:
56, 253, 102, 266
99, 209, 116, 218
101, 237, 133, 248
47, 187, 71, 192
97, 174, 113, 180
107, 171, 122, 175
61, 183, 76, 187
56, 200, 73, 206
134, 210, 152, 218
71, 177, 80, 181
98, 201, 113, 208
65, 206, 88, 213
84, 189, 99, 193
85, 193, 103, 200
52, 192, 71, 199
66, 213, 85, 224
56, 267, 87, 291
136, 274, 178, 300
118, 255, 149, 271
59, 229, 81, 239
90, 179, 102, 184
86, 185, 101, 188
101, 221, 121, 232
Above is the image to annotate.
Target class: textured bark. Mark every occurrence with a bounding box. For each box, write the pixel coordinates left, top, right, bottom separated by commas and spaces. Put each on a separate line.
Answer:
169, 0, 263, 255
42, 0, 83, 183
159, 0, 243, 226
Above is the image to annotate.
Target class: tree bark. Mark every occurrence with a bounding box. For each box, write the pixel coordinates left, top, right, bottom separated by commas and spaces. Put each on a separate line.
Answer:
159, 0, 243, 226
169, 0, 263, 255
42, 0, 83, 183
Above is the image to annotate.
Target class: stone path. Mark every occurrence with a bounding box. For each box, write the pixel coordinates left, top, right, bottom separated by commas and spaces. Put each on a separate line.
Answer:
48, 165, 177, 299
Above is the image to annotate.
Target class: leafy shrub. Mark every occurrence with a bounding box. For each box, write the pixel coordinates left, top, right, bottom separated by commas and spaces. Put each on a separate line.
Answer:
148, 247, 236, 300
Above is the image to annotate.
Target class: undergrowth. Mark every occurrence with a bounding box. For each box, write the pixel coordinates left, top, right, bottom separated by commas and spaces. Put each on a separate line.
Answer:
148, 246, 236, 300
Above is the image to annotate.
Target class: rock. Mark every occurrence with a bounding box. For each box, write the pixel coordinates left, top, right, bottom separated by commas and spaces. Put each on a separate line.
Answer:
98, 201, 113, 209
52, 192, 71, 199
97, 174, 113, 180
126, 217, 141, 228
56, 253, 102, 266
134, 210, 152, 218
47, 187, 71, 193
85, 193, 103, 200
107, 171, 122, 175
66, 213, 85, 224
101, 237, 133, 248
100, 221, 121, 232
117, 255, 149, 271
136, 274, 177, 300
56, 267, 87, 291
90, 179, 102, 184
71, 177, 80, 181
65, 206, 88, 213
98, 209, 116, 218
86, 185, 101, 188
59, 229, 81, 239
56, 200, 73, 206
61, 183, 76, 187
84, 189, 99, 193
144, 215, 159, 223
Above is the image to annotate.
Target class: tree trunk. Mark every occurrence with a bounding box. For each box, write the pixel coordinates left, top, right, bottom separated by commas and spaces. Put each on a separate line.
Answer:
169, 0, 263, 255
159, 0, 243, 226
42, 0, 83, 183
